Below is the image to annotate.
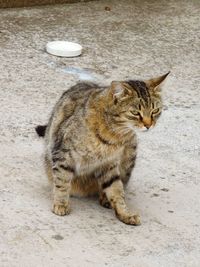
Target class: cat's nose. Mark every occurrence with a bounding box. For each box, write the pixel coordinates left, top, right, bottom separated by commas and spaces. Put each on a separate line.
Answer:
143, 118, 152, 130
144, 124, 151, 130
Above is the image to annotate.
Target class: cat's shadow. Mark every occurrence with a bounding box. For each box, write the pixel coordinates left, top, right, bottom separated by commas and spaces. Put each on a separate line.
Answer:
39, 181, 102, 212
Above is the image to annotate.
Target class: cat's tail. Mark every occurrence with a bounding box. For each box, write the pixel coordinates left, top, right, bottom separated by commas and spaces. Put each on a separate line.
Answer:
35, 125, 47, 137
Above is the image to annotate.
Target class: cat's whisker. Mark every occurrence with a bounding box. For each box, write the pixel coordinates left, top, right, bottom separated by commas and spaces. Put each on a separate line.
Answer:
115, 126, 134, 136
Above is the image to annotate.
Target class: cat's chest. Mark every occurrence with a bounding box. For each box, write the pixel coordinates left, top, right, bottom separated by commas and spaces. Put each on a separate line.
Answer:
74, 145, 123, 176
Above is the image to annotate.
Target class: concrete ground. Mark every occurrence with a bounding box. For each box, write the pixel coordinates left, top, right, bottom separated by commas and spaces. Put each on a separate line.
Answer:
0, 0, 200, 266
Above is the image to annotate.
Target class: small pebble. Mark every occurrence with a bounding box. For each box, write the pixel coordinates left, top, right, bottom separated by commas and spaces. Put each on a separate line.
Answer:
105, 6, 111, 11
52, 234, 64, 240
151, 193, 159, 197
161, 188, 169, 192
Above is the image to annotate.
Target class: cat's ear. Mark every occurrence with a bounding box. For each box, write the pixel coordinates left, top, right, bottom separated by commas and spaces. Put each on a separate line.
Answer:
145, 72, 170, 92
110, 81, 132, 103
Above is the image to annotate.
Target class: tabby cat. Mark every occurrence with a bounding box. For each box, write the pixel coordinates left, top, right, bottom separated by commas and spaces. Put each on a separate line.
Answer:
36, 72, 169, 225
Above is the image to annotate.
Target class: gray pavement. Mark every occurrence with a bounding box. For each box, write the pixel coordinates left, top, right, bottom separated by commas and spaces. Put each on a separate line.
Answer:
0, 1, 200, 266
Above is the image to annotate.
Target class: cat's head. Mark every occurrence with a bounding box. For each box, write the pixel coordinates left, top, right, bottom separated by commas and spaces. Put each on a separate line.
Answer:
108, 72, 169, 130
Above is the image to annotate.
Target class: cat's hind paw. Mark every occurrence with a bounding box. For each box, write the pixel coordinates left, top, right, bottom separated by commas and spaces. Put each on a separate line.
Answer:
100, 200, 112, 209
99, 194, 112, 209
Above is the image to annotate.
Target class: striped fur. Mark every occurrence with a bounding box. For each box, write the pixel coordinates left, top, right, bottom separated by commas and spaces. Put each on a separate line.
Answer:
37, 73, 169, 225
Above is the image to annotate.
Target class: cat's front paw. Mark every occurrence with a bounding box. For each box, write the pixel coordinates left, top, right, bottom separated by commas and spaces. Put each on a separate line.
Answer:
52, 203, 71, 216
117, 213, 141, 225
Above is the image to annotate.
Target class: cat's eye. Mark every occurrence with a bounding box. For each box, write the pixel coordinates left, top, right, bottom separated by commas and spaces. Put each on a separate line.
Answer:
131, 111, 140, 116
152, 108, 160, 115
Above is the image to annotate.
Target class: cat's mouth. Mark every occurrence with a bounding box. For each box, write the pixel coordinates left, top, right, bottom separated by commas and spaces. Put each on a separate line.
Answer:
126, 123, 154, 133
138, 120, 156, 131
140, 126, 152, 132
135, 122, 155, 132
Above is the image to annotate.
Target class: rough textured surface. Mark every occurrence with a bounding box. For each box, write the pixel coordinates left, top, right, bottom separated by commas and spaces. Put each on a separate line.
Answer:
0, 0, 200, 266
0, 0, 94, 9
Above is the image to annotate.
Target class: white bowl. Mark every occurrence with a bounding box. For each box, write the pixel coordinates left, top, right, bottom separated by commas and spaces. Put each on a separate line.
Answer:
46, 41, 82, 57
